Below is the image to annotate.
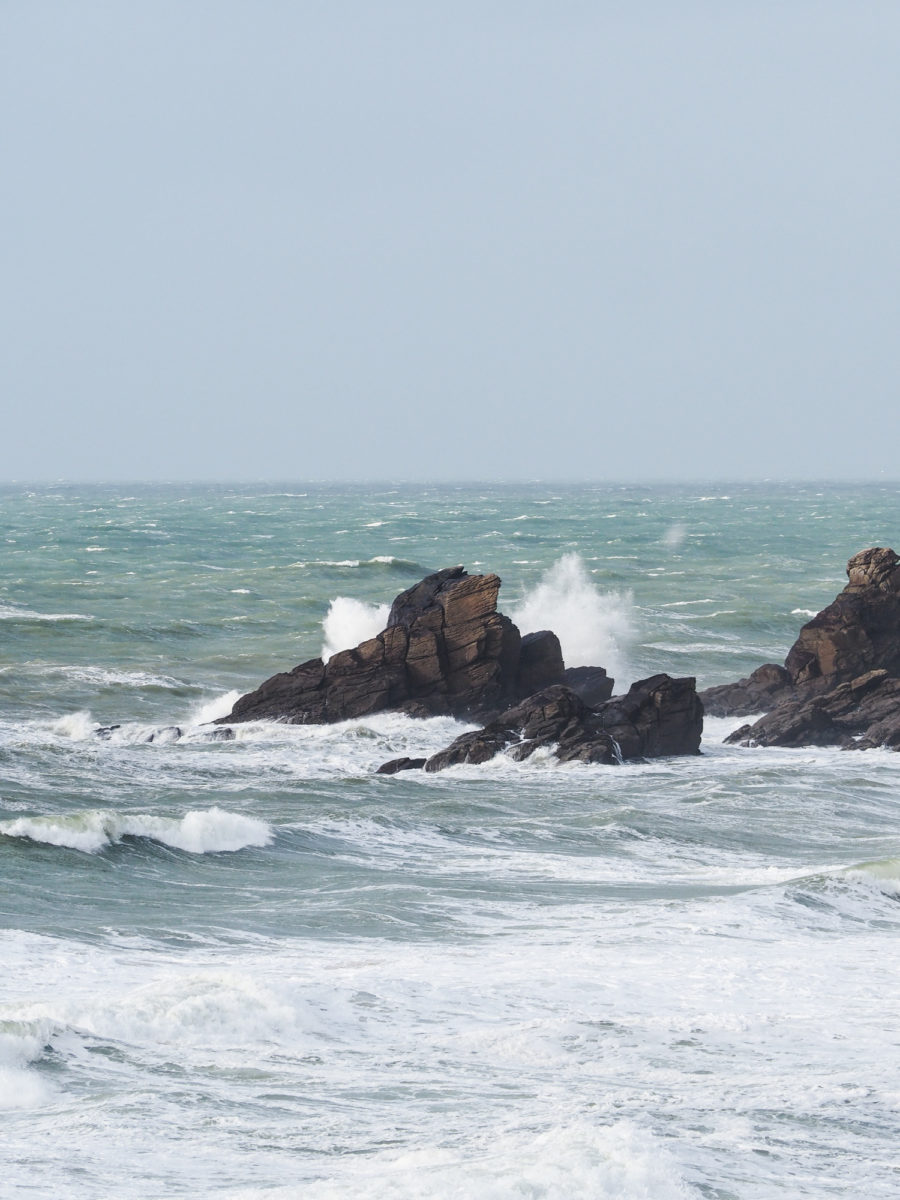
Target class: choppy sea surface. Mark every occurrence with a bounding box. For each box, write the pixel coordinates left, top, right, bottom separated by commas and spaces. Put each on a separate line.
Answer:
3, 481, 900, 1199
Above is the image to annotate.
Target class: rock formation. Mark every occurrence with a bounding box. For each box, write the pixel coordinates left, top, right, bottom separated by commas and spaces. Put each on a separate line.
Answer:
220, 567, 573, 725
701, 547, 900, 751
725, 669, 900, 750
378, 675, 703, 774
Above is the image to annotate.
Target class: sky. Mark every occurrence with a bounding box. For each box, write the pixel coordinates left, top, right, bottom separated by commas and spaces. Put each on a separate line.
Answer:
2, 1, 899, 482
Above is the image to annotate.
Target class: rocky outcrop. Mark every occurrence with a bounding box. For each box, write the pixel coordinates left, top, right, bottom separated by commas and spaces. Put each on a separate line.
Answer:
726, 669, 900, 750
702, 548, 900, 751
562, 665, 615, 706
783, 548, 900, 689
220, 567, 584, 726
700, 663, 793, 719
400, 675, 702, 773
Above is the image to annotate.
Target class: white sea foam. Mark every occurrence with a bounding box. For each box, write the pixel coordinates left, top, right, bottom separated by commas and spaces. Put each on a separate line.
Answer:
291, 556, 411, 569
8, 664, 186, 689
0, 1021, 54, 1109
0, 604, 92, 622
190, 690, 243, 725
51, 711, 98, 740
509, 554, 634, 683
223, 1120, 690, 1199
843, 856, 900, 896
0, 807, 272, 854
322, 597, 390, 661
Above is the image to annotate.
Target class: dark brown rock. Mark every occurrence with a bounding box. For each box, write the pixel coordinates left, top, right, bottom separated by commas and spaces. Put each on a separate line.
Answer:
591, 674, 704, 761
562, 665, 615, 707
518, 631, 566, 697
699, 663, 792, 718
784, 548, 900, 690
699, 548, 900, 750
416, 676, 703, 773
226, 658, 328, 725
725, 669, 900, 751
375, 757, 428, 775
219, 567, 575, 726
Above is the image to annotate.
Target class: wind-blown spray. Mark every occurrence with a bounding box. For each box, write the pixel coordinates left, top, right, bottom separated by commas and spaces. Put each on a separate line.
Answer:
509, 554, 634, 686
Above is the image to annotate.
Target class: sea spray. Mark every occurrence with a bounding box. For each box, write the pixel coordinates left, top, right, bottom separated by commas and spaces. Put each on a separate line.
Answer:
190, 690, 243, 726
322, 598, 390, 661
509, 554, 634, 685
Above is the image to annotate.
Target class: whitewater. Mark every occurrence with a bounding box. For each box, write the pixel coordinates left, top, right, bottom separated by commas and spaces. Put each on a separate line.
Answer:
2, 481, 900, 1198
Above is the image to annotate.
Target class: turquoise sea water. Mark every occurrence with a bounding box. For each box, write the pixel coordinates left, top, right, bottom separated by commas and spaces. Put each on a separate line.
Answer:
2, 482, 900, 1198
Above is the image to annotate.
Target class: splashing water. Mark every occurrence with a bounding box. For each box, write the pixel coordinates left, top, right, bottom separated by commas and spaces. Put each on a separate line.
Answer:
509, 554, 634, 685
190, 690, 243, 726
322, 598, 391, 662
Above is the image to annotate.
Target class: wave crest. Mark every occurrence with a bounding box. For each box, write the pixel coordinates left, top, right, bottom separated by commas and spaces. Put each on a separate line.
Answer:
0, 807, 272, 855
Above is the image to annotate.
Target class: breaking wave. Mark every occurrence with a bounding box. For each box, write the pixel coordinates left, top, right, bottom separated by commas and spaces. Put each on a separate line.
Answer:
0, 807, 272, 855
509, 554, 634, 684
292, 557, 426, 572
0, 664, 188, 689
0, 1020, 54, 1109
0, 604, 93, 622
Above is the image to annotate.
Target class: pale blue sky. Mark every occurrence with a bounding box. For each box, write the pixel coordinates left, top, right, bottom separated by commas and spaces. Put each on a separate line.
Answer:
3, 1, 898, 480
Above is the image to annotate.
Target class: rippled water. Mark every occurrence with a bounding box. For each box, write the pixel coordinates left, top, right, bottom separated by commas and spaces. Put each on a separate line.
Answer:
2, 482, 900, 1198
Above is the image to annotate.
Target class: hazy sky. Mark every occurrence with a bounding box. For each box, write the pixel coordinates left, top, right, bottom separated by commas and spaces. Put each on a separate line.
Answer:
3, 2, 898, 481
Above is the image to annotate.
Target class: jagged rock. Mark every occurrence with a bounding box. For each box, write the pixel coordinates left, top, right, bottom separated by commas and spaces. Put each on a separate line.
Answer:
699, 549, 900, 750
518, 631, 566, 697
416, 675, 703, 773
219, 567, 588, 726
725, 669, 900, 750
562, 665, 615, 706
784, 548, 900, 690
590, 674, 704, 761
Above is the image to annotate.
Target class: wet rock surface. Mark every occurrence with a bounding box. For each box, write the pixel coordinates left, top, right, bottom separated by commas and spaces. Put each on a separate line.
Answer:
220, 567, 575, 726
413, 675, 703, 773
725, 669, 900, 750
701, 548, 900, 751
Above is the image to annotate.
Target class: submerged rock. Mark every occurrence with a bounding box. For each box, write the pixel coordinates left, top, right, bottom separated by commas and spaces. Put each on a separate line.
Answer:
409, 675, 703, 773
146, 725, 182, 744
702, 548, 900, 751
219, 567, 610, 726
375, 756, 428, 775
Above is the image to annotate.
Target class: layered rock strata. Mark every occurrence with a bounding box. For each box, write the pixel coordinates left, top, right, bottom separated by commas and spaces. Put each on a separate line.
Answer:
725, 669, 900, 750
220, 567, 568, 725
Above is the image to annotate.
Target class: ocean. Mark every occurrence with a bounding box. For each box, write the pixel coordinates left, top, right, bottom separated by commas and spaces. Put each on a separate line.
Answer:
2, 481, 900, 1198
